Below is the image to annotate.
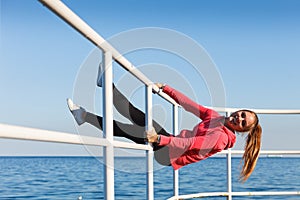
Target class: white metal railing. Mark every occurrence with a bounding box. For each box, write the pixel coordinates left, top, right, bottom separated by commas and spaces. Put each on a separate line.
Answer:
1, 123, 300, 200
102, 51, 114, 198
0, 123, 151, 150
168, 150, 300, 200
38, 0, 177, 199
1, 0, 291, 199
38, 0, 177, 106
168, 191, 300, 200
169, 110, 300, 200
168, 149, 300, 200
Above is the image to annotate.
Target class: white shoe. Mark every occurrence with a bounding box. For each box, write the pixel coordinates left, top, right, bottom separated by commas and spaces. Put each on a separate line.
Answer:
67, 98, 86, 125
96, 62, 103, 87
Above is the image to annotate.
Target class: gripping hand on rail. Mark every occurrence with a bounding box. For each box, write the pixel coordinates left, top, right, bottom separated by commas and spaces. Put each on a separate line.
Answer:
152, 83, 166, 94
146, 128, 160, 144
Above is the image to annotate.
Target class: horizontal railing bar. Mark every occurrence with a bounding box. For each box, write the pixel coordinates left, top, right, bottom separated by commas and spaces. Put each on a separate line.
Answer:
167, 192, 229, 199
0, 123, 109, 147
39, 2, 300, 110
232, 191, 300, 196
0, 124, 151, 150
1, 123, 300, 153
219, 150, 300, 155
113, 140, 152, 150
210, 107, 300, 114
168, 191, 300, 199
1, 123, 300, 199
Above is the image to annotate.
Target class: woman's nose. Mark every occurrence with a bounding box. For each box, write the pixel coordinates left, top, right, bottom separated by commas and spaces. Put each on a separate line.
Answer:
238, 116, 243, 122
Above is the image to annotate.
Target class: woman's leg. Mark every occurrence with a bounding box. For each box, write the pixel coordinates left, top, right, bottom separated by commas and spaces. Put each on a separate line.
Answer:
112, 84, 145, 126
86, 111, 171, 166
112, 85, 170, 137
85, 112, 146, 144
68, 96, 172, 166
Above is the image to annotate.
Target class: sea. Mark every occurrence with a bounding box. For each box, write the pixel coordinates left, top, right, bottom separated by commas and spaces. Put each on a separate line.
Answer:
0, 157, 299, 200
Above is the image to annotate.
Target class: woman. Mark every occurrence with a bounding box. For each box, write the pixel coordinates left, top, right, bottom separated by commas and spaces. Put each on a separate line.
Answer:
67, 83, 262, 182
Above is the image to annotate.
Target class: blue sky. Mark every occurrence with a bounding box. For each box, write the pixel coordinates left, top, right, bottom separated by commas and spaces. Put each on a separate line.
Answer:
1, 0, 300, 155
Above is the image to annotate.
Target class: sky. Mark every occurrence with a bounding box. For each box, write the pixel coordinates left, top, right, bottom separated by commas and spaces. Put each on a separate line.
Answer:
0, 0, 300, 156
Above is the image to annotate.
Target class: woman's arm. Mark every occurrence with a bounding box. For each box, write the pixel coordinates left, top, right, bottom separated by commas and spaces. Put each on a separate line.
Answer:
159, 132, 227, 152
159, 84, 217, 120
147, 128, 227, 152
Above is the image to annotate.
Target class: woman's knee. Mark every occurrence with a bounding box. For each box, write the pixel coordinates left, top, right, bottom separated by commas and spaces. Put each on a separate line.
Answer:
154, 147, 171, 166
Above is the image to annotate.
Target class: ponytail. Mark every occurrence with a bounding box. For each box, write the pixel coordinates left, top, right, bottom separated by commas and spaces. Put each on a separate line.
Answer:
240, 123, 262, 182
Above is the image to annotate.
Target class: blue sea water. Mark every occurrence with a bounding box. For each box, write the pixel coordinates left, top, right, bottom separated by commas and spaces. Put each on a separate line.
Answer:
0, 157, 299, 200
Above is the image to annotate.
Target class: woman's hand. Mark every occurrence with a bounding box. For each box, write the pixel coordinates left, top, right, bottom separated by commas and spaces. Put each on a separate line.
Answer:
155, 83, 165, 89
146, 128, 159, 143
152, 83, 165, 94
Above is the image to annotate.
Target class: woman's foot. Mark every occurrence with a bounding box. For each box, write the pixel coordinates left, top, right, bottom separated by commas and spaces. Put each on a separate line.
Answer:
67, 98, 87, 125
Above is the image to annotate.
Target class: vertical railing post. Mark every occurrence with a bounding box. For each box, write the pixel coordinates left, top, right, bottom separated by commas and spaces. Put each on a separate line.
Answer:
102, 51, 114, 200
173, 104, 179, 197
226, 111, 232, 200
146, 85, 154, 200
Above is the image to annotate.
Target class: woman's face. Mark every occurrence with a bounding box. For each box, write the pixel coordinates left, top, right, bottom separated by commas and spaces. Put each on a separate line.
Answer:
226, 110, 256, 132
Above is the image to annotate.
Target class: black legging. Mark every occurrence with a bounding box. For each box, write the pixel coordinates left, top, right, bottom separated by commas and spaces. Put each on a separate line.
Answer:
85, 84, 171, 166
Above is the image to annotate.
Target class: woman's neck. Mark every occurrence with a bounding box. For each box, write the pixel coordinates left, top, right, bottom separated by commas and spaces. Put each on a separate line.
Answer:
224, 117, 235, 132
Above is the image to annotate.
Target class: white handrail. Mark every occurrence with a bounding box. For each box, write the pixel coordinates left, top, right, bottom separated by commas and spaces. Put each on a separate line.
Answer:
211, 107, 300, 114
38, 0, 178, 106
220, 150, 300, 155
146, 85, 154, 200
172, 105, 179, 197
0, 123, 151, 150
0, 123, 109, 146
225, 112, 232, 200
168, 191, 300, 200
34, 1, 300, 200
1, 123, 300, 200
102, 51, 115, 199
1, 123, 299, 154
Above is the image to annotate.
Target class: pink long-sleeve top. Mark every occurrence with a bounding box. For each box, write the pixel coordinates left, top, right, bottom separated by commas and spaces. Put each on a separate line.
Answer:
159, 85, 236, 170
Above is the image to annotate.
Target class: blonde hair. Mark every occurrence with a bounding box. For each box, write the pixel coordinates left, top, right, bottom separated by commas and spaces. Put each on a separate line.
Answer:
239, 110, 262, 182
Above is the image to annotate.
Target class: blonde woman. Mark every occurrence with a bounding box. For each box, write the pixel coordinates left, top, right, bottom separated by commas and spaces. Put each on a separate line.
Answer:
68, 83, 262, 182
